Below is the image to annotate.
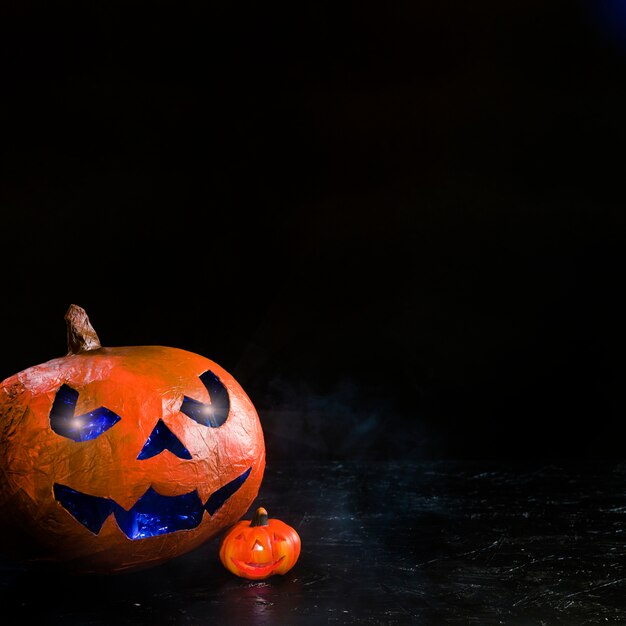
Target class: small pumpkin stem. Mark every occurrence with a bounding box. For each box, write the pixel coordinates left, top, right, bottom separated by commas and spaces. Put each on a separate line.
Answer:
250, 507, 269, 527
65, 304, 102, 355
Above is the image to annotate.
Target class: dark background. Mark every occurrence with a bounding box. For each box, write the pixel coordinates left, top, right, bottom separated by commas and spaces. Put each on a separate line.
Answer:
1, 0, 625, 464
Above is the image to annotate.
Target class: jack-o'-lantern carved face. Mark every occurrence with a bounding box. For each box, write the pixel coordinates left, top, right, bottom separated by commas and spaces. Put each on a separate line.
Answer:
219, 507, 301, 579
0, 305, 265, 574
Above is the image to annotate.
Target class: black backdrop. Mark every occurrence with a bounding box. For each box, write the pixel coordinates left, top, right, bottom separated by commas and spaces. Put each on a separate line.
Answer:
1, 1, 625, 463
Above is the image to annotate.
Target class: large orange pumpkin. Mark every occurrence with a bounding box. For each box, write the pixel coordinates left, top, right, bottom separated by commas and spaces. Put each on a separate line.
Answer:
0, 305, 265, 574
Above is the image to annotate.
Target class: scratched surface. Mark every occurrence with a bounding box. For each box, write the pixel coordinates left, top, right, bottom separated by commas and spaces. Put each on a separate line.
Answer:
2, 460, 626, 625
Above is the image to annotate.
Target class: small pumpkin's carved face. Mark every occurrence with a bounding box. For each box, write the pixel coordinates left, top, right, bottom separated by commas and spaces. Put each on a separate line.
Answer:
0, 345, 265, 574
219, 508, 301, 579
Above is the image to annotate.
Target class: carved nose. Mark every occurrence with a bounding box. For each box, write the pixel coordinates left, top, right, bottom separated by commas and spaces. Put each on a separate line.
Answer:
137, 419, 192, 460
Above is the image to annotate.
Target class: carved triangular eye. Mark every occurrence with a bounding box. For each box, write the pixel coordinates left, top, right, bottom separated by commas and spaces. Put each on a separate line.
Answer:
180, 370, 230, 428
50, 384, 121, 442
273, 533, 287, 542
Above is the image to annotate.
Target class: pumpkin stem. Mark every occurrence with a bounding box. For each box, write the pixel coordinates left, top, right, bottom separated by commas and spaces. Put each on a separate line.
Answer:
250, 507, 269, 527
65, 304, 102, 355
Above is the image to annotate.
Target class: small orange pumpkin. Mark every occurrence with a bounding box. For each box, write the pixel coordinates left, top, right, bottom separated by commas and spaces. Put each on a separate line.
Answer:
219, 507, 301, 579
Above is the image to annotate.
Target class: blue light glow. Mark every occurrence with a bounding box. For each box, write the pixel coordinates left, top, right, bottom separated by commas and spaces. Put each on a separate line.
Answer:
137, 419, 192, 460
53, 466, 252, 538
205, 466, 252, 515
113, 488, 204, 539
50, 384, 121, 442
53, 484, 113, 534
180, 370, 230, 427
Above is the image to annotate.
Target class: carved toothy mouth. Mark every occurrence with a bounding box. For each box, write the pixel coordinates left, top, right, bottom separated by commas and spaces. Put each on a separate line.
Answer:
234, 556, 285, 569
231, 555, 285, 576
53, 467, 251, 539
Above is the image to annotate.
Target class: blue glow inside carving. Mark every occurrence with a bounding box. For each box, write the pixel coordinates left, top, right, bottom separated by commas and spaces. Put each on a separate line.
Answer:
180, 370, 230, 427
137, 419, 192, 460
50, 384, 121, 442
53, 466, 252, 538
205, 466, 252, 515
53, 484, 113, 534
114, 488, 204, 539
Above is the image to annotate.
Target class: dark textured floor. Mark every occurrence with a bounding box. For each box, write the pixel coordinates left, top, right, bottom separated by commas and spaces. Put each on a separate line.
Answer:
2, 459, 626, 625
